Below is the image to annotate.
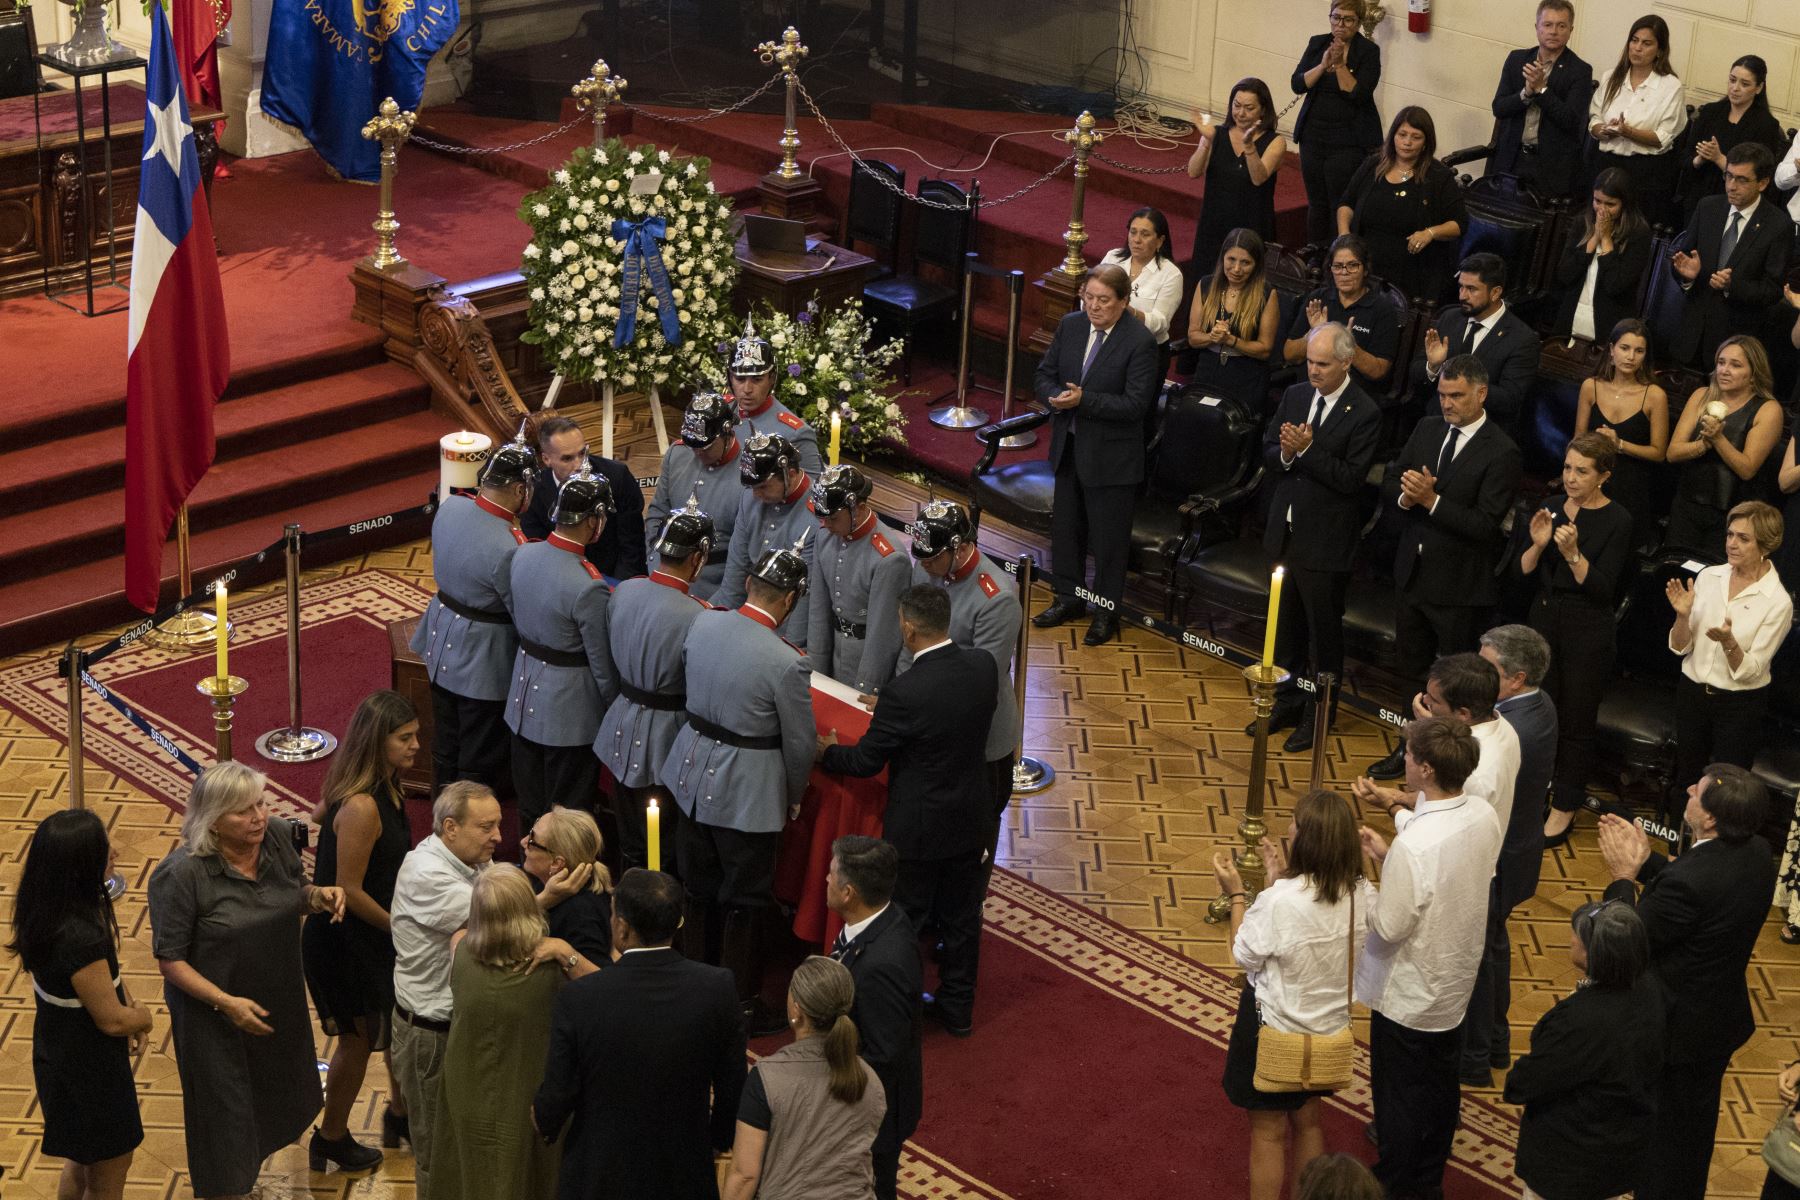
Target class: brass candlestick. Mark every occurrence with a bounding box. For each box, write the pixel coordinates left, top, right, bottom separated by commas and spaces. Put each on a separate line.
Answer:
756, 26, 809, 179
571, 58, 628, 149
1056, 111, 1106, 277
361, 97, 418, 271
1207, 662, 1290, 923
197, 675, 249, 762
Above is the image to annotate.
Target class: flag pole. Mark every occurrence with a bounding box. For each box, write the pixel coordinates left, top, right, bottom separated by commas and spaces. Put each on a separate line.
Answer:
142, 504, 228, 649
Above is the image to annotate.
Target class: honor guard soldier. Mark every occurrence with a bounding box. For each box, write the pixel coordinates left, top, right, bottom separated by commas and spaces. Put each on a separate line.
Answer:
907, 499, 1022, 833
727, 317, 824, 475
663, 542, 816, 1036
645, 392, 746, 595
711, 432, 816, 647
505, 465, 622, 830
807, 465, 911, 694
522, 415, 648, 579
596, 494, 716, 874
410, 422, 537, 801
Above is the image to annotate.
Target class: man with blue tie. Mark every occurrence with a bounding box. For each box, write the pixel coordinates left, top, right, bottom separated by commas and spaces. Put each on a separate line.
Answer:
1030, 263, 1161, 646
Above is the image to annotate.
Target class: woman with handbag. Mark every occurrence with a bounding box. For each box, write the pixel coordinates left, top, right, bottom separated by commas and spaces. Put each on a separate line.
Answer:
1213, 789, 1374, 1200
1765, 1059, 1800, 1198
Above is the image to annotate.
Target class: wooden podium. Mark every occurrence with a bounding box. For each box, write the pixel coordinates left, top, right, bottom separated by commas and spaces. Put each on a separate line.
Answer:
732, 234, 874, 320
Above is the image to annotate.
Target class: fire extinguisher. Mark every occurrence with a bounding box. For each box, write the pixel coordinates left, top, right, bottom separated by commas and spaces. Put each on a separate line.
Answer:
1409, 0, 1430, 33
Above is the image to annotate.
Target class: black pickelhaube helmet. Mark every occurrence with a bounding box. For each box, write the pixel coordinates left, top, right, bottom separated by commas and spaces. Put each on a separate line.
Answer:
477, 418, 539, 489
680, 392, 737, 448
809, 464, 873, 518
729, 315, 775, 378
740, 432, 801, 486
655, 492, 715, 561
550, 464, 616, 525
908, 498, 973, 560
750, 530, 810, 596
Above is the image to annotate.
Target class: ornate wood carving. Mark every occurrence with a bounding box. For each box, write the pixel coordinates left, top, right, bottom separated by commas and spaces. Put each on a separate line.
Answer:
52, 151, 80, 264
415, 285, 531, 443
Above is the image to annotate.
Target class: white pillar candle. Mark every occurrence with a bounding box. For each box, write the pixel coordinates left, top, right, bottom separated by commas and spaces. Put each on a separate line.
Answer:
439, 431, 493, 500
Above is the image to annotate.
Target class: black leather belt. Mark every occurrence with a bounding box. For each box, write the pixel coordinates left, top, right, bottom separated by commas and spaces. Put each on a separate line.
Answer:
684, 710, 783, 750
437, 591, 511, 624
620, 678, 686, 711
832, 612, 867, 640
707, 546, 729, 566
394, 1003, 451, 1034
520, 637, 586, 668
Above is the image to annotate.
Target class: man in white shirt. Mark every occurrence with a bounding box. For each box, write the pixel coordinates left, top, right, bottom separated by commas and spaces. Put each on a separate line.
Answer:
1671, 142, 1792, 367
1356, 652, 1520, 834
1357, 716, 1504, 1200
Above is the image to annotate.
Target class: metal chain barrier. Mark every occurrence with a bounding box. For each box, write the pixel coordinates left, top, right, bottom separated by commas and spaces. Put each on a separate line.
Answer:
618, 72, 784, 124
409, 112, 594, 156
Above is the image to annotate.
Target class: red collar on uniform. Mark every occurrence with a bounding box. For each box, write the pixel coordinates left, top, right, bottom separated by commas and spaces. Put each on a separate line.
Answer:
738, 393, 773, 419
784, 471, 811, 505
947, 544, 981, 583
846, 509, 877, 542
739, 604, 780, 630
649, 570, 691, 594
473, 494, 517, 522
546, 532, 588, 556
716, 435, 742, 466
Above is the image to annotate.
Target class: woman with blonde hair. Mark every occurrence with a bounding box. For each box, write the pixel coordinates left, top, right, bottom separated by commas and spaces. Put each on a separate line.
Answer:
723, 956, 887, 1200
1665, 334, 1783, 554
147, 762, 347, 1199
431, 865, 564, 1200
301, 689, 419, 1168
1187, 227, 1281, 408
522, 806, 615, 963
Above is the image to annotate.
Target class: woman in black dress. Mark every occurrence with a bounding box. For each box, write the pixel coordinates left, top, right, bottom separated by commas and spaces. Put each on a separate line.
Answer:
1186, 227, 1282, 410
302, 689, 418, 1171
1665, 334, 1784, 553
1676, 56, 1786, 222
1337, 106, 1467, 307
1290, 0, 1382, 247
1519, 434, 1637, 848
1187, 77, 1287, 274
1553, 169, 1653, 344
523, 806, 615, 964
7, 810, 153, 1200
1574, 319, 1668, 552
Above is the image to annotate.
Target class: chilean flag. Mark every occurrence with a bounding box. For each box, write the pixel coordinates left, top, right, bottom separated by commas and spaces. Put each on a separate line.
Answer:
125, 0, 230, 613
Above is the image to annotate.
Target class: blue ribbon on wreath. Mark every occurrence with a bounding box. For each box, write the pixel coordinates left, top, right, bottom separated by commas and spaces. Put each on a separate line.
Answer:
611, 216, 683, 349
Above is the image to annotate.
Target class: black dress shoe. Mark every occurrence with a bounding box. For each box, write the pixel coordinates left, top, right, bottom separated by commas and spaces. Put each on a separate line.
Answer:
1032, 597, 1086, 628
922, 993, 972, 1038
1489, 1047, 1512, 1070
1245, 699, 1306, 738
1367, 744, 1406, 780
1282, 723, 1314, 754
1458, 1065, 1493, 1089
1083, 613, 1119, 646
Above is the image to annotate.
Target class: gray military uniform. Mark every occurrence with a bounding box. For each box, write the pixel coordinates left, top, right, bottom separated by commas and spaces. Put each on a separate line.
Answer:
595, 573, 710, 786
661, 608, 815, 834
901, 550, 1021, 762
409, 494, 523, 701
504, 538, 620, 747
644, 441, 746, 594
807, 517, 912, 693
710, 482, 816, 648
739, 401, 823, 475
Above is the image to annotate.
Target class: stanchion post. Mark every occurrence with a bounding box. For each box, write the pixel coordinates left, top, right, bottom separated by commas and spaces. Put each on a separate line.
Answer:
255, 524, 338, 764
360, 97, 418, 271
1009, 554, 1055, 795
570, 58, 628, 149
63, 645, 86, 810
929, 252, 990, 430
996, 270, 1038, 449
1206, 661, 1290, 922
1305, 672, 1335, 792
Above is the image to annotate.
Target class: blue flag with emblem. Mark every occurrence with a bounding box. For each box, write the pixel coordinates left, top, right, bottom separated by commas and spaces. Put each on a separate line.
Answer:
259, 0, 457, 182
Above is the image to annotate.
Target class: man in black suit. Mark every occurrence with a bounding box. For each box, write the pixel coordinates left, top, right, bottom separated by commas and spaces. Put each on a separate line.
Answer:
819, 584, 998, 1037
1672, 142, 1793, 368
825, 836, 924, 1200
1368, 355, 1523, 779
1488, 0, 1593, 201
1463, 624, 1559, 1085
1411, 253, 1541, 437
534, 868, 745, 1200
1597, 765, 1777, 1200
522, 415, 649, 579
1261, 322, 1382, 753
1030, 262, 1161, 646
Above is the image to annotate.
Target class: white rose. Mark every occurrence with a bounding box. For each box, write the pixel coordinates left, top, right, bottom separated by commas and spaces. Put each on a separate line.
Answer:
816, 353, 832, 370
885, 403, 902, 419
792, 383, 807, 395
672, 288, 685, 302
606, 179, 620, 192
678, 262, 693, 277
561, 240, 579, 256
567, 262, 582, 276
769, 332, 787, 348
578, 306, 593, 322
574, 214, 590, 230
621, 372, 636, 385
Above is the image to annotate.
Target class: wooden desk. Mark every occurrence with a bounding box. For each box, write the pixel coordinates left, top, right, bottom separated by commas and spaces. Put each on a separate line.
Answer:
387, 618, 435, 800
732, 235, 873, 320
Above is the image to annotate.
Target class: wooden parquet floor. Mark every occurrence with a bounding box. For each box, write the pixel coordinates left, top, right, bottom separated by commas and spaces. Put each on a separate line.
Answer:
0, 408, 1795, 1197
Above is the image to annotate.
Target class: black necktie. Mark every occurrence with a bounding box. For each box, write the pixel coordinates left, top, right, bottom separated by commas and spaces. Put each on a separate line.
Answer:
830, 929, 848, 960
1459, 319, 1480, 356
1720, 211, 1743, 264
1436, 427, 1461, 478
1308, 391, 1327, 430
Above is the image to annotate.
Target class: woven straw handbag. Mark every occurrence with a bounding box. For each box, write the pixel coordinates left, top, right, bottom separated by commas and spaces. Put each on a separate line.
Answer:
1252, 894, 1356, 1093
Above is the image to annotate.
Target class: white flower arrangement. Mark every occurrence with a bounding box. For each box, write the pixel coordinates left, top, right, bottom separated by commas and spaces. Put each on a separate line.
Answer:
518, 139, 739, 390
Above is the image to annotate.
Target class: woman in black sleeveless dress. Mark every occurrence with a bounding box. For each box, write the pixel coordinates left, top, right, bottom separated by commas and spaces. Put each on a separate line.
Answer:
1664, 335, 1784, 554
8, 810, 153, 1200
301, 689, 420, 1170
1575, 319, 1669, 552
1187, 77, 1287, 275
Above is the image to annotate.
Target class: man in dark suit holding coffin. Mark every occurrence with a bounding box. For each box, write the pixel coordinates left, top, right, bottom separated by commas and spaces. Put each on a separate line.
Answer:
1261, 322, 1382, 753
1030, 262, 1161, 646
1488, 0, 1593, 201
533, 868, 745, 1200
1368, 355, 1523, 779
1672, 142, 1793, 368
825, 836, 924, 1200
1597, 765, 1776, 1200
819, 584, 998, 1038
1411, 254, 1542, 439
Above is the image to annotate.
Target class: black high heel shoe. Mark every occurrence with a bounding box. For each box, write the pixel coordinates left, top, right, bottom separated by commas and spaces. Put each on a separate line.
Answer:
381, 1106, 410, 1149
308, 1127, 383, 1173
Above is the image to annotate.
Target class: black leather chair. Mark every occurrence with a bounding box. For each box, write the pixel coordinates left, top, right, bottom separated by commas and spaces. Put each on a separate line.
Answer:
1455, 173, 1569, 307
863, 178, 979, 384
1641, 230, 1691, 359
971, 409, 1054, 535
840, 159, 905, 282
1594, 552, 1705, 802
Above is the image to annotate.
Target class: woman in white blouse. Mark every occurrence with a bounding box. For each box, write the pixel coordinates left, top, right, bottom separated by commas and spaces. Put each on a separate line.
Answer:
1588, 15, 1685, 228
1214, 790, 1375, 1200
1099, 206, 1185, 346
1665, 499, 1791, 823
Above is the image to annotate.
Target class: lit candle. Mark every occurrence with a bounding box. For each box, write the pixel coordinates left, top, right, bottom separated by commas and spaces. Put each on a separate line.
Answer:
214, 581, 229, 682
1260, 566, 1283, 670
828, 413, 842, 466
646, 798, 661, 872
438, 430, 493, 499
